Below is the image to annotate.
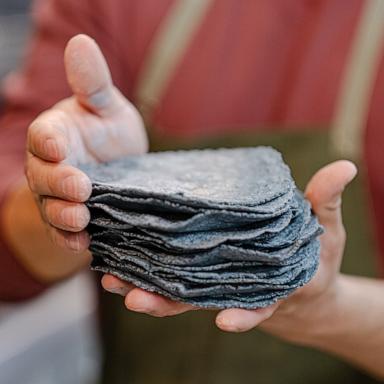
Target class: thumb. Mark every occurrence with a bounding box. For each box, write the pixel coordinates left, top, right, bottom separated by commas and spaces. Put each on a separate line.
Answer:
304, 160, 357, 231
64, 34, 122, 115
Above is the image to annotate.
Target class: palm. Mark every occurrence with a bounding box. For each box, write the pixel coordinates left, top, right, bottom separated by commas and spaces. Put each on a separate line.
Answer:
55, 96, 146, 166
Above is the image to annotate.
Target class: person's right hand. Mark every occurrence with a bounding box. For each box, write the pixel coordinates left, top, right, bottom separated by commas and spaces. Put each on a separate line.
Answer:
26, 34, 148, 252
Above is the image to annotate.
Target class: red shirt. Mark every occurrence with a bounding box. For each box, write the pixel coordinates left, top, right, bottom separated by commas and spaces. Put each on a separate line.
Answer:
1, 0, 383, 300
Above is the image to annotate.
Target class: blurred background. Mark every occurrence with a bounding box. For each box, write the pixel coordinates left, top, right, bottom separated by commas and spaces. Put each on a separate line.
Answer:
0, 0, 30, 79
0, 1, 382, 384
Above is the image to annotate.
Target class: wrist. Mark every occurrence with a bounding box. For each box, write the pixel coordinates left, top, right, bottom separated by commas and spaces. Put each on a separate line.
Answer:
299, 275, 346, 347
302, 274, 380, 349
273, 275, 344, 347
299, 275, 384, 379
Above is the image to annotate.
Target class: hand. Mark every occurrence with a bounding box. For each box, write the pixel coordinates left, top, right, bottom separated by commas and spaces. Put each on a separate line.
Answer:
26, 34, 148, 252
102, 160, 357, 342
216, 160, 357, 338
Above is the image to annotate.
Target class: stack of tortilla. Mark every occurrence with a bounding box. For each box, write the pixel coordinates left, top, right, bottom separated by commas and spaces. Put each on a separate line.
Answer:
83, 147, 322, 309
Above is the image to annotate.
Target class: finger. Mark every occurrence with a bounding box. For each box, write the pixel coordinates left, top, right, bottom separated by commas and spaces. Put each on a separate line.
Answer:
101, 274, 135, 296
49, 225, 90, 252
64, 34, 124, 115
304, 160, 357, 231
125, 288, 196, 317
26, 153, 92, 202
42, 197, 90, 232
215, 303, 279, 333
27, 110, 69, 162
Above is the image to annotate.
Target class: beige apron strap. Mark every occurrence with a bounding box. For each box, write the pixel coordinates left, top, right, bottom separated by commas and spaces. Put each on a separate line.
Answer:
331, 0, 384, 160
135, 0, 214, 126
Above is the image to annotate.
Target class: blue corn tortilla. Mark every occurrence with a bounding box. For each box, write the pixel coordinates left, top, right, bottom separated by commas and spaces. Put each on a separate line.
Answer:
83, 147, 323, 309
82, 147, 295, 211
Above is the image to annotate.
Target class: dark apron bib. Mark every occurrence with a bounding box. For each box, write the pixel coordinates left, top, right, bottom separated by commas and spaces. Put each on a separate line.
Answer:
99, 130, 379, 384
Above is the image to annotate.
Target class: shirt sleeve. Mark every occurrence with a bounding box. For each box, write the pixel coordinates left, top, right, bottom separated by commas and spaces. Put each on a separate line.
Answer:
0, 0, 118, 301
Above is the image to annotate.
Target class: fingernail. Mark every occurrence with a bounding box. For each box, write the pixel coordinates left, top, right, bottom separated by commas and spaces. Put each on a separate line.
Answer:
89, 90, 109, 109
125, 294, 151, 313
105, 287, 130, 296
66, 233, 82, 251
44, 138, 59, 158
60, 206, 89, 229
66, 232, 88, 252
61, 175, 91, 200
216, 316, 238, 331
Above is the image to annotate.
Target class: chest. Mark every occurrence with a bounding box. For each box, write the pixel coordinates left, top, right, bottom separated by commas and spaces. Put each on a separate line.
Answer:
116, 0, 364, 137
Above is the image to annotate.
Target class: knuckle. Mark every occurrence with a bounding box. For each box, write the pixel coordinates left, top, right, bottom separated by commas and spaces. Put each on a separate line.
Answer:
49, 227, 65, 248
28, 119, 46, 152
28, 118, 42, 138
43, 200, 57, 224
46, 168, 58, 196
35, 195, 51, 224
331, 226, 346, 244
39, 197, 48, 214
25, 168, 35, 191
28, 110, 68, 155
48, 110, 69, 135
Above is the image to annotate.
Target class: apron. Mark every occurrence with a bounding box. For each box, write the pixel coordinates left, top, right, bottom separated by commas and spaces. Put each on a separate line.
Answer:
100, 1, 384, 383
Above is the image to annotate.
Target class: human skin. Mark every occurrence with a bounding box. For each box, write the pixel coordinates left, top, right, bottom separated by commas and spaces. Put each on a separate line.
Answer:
2, 34, 147, 283
3, 35, 384, 379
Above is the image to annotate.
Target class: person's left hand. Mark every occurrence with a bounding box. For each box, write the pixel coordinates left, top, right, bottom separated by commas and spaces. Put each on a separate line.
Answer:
101, 160, 356, 341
